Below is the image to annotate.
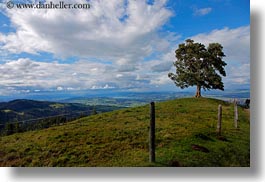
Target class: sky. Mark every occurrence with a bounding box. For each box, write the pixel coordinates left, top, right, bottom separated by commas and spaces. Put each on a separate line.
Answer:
0, 0, 250, 98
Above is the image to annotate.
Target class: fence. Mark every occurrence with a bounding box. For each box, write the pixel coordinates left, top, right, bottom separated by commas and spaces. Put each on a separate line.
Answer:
148, 99, 242, 163
0, 98, 247, 164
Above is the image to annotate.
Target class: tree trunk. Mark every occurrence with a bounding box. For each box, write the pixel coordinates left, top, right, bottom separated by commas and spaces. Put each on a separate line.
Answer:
195, 85, 201, 98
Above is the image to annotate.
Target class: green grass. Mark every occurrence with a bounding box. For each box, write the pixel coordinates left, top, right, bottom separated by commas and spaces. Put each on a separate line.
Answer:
2, 109, 24, 115
49, 103, 65, 109
2, 109, 13, 113
0, 98, 250, 167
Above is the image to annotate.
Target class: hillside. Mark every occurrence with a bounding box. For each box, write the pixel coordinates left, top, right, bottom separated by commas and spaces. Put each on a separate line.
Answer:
0, 98, 250, 167
0, 99, 122, 125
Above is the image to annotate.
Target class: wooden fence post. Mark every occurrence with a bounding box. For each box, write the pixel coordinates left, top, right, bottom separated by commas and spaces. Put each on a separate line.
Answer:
217, 104, 222, 136
150, 102, 155, 163
234, 99, 238, 128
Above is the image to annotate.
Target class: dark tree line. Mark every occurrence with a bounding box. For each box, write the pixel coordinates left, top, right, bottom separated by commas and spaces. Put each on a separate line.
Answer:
0, 113, 88, 136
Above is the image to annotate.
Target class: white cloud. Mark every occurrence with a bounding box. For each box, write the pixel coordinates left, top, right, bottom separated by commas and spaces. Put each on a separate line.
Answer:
0, 25, 250, 95
56, 86, 64, 91
0, 0, 173, 65
0, 58, 155, 92
190, 26, 250, 87
150, 74, 172, 85
151, 61, 172, 72
226, 63, 250, 84
193, 7, 212, 16
0, 1, 250, 94
91, 84, 115, 90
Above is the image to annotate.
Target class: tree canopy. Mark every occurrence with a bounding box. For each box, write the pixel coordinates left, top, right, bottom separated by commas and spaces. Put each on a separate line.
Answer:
168, 39, 227, 97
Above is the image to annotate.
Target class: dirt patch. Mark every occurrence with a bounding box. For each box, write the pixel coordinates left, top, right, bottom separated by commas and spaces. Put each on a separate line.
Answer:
0, 151, 6, 163
194, 133, 214, 141
191, 144, 209, 153
216, 135, 229, 142
168, 160, 181, 167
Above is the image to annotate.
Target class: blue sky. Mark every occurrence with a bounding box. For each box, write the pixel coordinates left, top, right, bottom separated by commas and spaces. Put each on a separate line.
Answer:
0, 0, 250, 97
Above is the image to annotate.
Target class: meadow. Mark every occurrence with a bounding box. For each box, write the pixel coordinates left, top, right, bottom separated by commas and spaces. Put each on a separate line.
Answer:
0, 98, 250, 167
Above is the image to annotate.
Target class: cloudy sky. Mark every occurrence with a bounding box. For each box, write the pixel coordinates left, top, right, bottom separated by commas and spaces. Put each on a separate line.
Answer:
0, 0, 250, 97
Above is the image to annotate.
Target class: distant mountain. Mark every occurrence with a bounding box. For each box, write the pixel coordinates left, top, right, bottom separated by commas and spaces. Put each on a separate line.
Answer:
0, 89, 250, 124
0, 99, 122, 125
61, 90, 250, 107
0, 89, 250, 103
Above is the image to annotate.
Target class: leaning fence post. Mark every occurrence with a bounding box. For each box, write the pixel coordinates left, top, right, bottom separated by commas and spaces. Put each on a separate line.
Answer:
217, 104, 222, 136
149, 102, 155, 163
234, 99, 238, 128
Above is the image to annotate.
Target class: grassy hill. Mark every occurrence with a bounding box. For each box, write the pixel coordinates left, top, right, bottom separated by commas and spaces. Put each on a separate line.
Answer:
0, 98, 250, 167
0, 99, 122, 125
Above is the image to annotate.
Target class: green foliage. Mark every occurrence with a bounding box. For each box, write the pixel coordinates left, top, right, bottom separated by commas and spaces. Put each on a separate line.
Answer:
92, 107, 98, 115
5, 122, 15, 135
168, 39, 227, 97
0, 98, 249, 167
0, 99, 122, 125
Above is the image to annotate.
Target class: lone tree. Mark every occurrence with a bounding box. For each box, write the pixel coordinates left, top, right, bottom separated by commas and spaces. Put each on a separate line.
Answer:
168, 39, 227, 97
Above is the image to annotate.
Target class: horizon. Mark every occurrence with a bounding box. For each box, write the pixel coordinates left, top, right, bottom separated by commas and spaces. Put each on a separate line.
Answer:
0, 88, 250, 103
0, 0, 250, 99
